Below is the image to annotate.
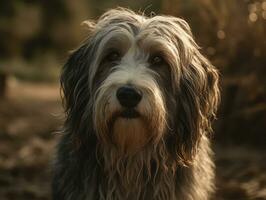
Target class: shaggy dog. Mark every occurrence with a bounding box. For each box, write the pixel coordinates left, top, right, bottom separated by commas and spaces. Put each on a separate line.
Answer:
52, 8, 220, 200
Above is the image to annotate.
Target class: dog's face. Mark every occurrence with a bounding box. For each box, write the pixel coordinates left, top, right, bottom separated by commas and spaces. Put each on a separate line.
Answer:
93, 46, 167, 153
61, 8, 220, 162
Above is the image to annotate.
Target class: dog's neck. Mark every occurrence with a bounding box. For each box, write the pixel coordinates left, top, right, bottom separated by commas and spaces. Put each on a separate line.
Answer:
96, 141, 178, 199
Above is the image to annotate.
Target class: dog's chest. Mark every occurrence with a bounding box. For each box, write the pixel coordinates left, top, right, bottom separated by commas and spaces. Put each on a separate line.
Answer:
84, 170, 178, 200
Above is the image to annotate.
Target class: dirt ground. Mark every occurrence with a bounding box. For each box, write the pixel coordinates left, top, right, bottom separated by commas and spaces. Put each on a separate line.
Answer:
0, 80, 265, 200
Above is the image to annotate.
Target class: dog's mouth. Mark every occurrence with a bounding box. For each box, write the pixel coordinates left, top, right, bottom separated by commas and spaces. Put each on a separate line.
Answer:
120, 109, 140, 119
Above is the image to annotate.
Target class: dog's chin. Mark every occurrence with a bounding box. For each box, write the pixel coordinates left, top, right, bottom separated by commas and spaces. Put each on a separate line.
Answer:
119, 109, 140, 119
111, 112, 150, 155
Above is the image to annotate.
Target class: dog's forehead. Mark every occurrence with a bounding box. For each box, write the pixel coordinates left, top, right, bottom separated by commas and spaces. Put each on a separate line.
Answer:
94, 24, 171, 59
93, 14, 192, 59
87, 13, 196, 88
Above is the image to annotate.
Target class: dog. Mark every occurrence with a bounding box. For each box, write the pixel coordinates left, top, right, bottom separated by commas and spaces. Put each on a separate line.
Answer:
52, 7, 220, 200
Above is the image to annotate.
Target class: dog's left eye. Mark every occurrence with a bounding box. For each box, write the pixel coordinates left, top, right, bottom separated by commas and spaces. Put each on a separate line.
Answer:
106, 51, 121, 62
150, 55, 165, 66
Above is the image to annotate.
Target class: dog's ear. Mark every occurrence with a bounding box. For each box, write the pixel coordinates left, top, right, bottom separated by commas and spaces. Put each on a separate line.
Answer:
61, 20, 96, 113
61, 45, 90, 115
176, 54, 220, 164
60, 22, 97, 148
168, 18, 220, 165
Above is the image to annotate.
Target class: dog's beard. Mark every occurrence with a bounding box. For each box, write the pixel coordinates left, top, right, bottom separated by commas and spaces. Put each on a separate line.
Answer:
112, 118, 149, 154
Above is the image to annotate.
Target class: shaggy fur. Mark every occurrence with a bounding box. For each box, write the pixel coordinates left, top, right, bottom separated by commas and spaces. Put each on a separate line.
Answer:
52, 7, 220, 200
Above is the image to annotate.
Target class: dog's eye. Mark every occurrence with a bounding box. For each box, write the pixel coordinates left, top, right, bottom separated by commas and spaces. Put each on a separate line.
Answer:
150, 55, 165, 65
106, 51, 121, 62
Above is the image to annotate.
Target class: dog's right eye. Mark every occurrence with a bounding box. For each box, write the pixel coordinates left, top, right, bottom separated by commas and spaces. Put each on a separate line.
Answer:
105, 51, 121, 62
149, 54, 166, 67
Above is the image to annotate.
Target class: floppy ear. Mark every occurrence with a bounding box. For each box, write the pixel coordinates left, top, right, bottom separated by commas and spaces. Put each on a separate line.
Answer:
61, 20, 96, 114
166, 18, 220, 165
61, 45, 88, 113
60, 21, 96, 148
175, 53, 220, 164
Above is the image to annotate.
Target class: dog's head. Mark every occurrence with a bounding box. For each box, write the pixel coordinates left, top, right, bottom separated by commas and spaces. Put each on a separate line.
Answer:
61, 8, 220, 164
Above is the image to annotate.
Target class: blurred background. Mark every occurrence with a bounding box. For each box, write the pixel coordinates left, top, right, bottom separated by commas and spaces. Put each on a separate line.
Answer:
0, 0, 265, 199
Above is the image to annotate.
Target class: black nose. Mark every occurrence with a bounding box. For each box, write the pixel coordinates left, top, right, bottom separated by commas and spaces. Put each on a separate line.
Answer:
116, 86, 142, 108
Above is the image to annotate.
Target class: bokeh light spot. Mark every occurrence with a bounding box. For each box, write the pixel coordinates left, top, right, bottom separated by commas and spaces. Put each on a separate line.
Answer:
262, 11, 266, 19
262, 1, 266, 10
249, 13, 258, 22
217, 30, 226, 39
248, 4, 257, 13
